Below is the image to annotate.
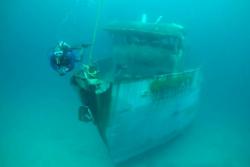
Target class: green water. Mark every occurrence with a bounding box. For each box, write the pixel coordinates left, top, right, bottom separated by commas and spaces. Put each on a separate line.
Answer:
1, 0, 250, 166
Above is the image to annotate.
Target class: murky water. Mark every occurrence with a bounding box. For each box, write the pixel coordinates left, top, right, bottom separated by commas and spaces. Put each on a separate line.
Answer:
1, 0, 250, 166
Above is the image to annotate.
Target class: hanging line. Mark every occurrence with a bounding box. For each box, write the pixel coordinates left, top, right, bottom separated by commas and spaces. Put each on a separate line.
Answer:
87, 0, 104, 65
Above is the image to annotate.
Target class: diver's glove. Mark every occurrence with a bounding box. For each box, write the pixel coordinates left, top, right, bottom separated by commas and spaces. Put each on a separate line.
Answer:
81, 43, 91, 48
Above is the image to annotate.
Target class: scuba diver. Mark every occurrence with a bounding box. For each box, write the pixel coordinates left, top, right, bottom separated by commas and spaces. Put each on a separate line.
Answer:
50, 41, 90, 76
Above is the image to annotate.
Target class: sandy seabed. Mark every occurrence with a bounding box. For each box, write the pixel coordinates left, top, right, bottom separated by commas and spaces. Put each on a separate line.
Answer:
0, 85, 249, 167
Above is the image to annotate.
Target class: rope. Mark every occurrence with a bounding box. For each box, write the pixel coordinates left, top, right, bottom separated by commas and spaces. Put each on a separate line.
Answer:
88, 0, 104, 65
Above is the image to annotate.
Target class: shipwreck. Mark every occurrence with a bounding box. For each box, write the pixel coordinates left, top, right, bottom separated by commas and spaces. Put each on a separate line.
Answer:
71, 18, 201, 164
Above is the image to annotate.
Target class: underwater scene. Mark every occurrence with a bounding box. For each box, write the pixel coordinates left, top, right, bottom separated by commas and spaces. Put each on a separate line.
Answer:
0, 0, 250, 166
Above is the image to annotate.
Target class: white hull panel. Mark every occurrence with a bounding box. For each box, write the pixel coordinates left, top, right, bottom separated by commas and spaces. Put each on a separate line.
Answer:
104, 72, 200, 163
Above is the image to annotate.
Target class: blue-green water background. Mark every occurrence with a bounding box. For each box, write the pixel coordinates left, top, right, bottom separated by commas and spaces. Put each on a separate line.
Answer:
0, 0, 250, 166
